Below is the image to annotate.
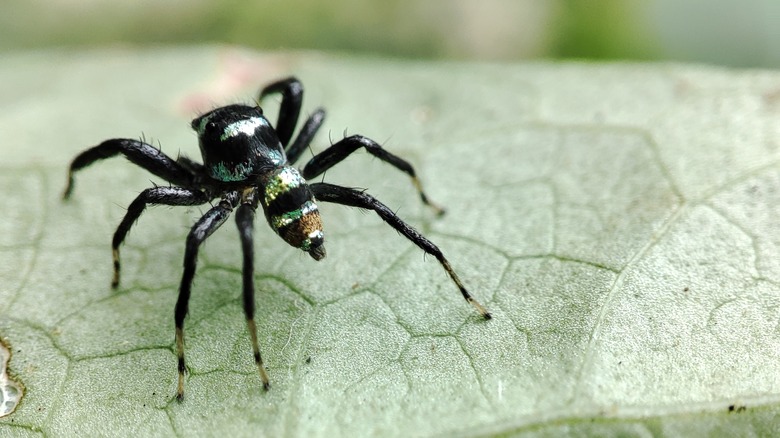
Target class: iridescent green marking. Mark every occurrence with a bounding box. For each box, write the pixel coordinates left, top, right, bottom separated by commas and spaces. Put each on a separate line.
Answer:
210, 161, 253, 182
271, 201, 318, 229
264, 167, 305, 204
267, 149, 284, 166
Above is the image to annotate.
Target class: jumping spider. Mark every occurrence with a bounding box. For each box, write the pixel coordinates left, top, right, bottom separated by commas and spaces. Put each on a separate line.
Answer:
63, 77, 491, 400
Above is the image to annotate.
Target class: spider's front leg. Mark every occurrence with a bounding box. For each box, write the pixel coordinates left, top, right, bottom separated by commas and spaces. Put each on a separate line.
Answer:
110, 187, 210, 288
63, 139, 195, 199
303, 135, 446, 216
175, 192, 238, 401
310, 182, 491, 319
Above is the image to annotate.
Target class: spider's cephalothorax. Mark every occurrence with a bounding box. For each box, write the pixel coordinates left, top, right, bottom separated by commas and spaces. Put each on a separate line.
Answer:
62, 77, 490, 402
192, 104, 325, 260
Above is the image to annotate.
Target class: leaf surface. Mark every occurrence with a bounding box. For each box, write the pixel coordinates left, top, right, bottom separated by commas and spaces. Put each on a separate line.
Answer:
1, 48, 779, 437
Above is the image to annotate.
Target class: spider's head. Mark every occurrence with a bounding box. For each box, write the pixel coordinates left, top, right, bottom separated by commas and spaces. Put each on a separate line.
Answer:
192, 104, 286, 183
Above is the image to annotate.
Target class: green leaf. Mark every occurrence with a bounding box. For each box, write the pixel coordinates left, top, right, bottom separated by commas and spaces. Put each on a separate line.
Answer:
1, 48, 779, 436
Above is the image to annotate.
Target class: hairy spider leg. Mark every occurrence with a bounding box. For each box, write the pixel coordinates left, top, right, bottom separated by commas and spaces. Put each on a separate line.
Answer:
62, 139, 194, 199
259, 77, 304, 147
303, 135, 446, 216
309, 183, 491, 319
175, 155, 206, 174
175, 192, 238, 401
111, 187, 210, 288
285, 108, 326, 164
235, 190, 271, 391
259, 76, 327, 164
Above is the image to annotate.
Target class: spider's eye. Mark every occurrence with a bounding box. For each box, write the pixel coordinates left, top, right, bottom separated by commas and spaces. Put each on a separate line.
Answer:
194, 116, 220, 136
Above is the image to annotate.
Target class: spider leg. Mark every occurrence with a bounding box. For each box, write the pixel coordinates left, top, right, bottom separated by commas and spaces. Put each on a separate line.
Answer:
285, 108, 326, 165
259, 77, 304, 148
309, 182, 491, 319
303, 135, 446, 216
175, 155, 206, 175
175, 192, 238, 401
111, 187, 210, 288
235, 191, 271, 391
63, 139, 195, 199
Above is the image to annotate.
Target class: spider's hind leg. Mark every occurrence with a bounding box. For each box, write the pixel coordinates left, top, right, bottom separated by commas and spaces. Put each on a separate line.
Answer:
302, 135, 446, 216
259, 77, 304, 148
259, 77, 326, 164
285, 108, 325, 165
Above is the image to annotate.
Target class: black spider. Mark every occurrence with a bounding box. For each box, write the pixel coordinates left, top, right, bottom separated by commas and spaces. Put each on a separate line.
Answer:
63, 77, 491, 400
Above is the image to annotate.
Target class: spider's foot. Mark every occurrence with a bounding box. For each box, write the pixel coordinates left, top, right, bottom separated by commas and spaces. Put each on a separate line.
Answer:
176, 362, 186, 402
422, 195, 446, 217
175, 354, 186, 401
176, 327, 186, 401
469, 298, 492, 320
247, 319, 271, 391
254, 350, 271, 392
258, 364, 271, 392
413, 177, 446, 217
62, 175, 75, 200
111, 249, 121, 289
176, 386, 184, 402
440, 258, 491, 319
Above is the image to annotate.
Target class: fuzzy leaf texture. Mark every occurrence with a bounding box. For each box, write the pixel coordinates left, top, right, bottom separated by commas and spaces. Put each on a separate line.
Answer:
1, 48, 779, 437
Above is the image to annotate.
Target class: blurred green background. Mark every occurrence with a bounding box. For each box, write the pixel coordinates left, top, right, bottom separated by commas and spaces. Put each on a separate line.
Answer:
2, 0, 779, 67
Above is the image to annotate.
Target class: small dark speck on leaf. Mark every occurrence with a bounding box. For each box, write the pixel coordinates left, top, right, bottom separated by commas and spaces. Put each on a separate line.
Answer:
683, 287, 689, 293
728, 404, 747, 413
305, 356, 311, 364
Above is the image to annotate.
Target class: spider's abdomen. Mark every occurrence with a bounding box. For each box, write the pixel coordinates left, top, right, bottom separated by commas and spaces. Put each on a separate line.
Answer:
260, 166, 325, 260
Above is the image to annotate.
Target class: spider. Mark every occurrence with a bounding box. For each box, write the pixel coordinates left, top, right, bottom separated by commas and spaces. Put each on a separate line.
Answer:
62, 77, 491, 400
